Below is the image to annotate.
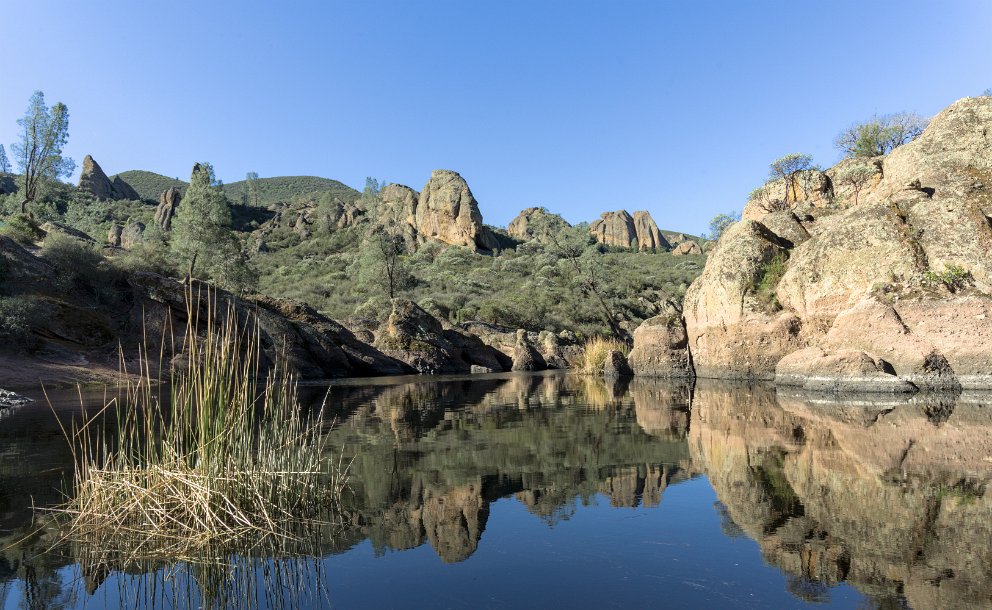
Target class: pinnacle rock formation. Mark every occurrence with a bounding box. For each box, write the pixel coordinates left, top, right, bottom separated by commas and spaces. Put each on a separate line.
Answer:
155, 186, 182, 230
589, 210, 669, 251
416, 170, 500, 252
77, 155, 140, 201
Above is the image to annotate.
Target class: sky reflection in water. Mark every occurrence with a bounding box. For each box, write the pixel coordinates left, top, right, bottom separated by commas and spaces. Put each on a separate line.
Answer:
1, 372, 990, 609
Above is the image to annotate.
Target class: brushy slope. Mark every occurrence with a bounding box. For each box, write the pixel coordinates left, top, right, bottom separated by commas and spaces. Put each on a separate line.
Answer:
112, 170, 187, 201
223, 176, 359, 207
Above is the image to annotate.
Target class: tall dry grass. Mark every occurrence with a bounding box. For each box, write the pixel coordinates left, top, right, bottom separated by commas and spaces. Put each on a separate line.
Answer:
55, 286, 347, 564
578, 336, 629, 375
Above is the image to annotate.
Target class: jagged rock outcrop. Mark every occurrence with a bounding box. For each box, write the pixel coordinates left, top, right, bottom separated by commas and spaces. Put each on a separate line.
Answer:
155, 187, 182, 230
374, 299, 509, 374
589, 210, 670, 251
417, 170, 500, 252
671, 241, 702, 256
41, 222, 94, 243
676, 96, 992, 390
507, 207, 570, 241
377, 183, 420, 248
77, 155, 139, 200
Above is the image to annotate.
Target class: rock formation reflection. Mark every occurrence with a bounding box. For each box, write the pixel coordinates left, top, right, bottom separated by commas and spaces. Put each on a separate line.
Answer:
690, 383, 992, 609
0, 375, 990, 607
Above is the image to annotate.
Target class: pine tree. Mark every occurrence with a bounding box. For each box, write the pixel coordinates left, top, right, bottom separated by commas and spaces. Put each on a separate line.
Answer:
171, 163, 234, 280
11, 91, 75, 211
0, 145, 10, 174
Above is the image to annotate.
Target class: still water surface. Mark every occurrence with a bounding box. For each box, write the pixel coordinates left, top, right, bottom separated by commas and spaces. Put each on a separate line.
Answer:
0, 372, 990, 609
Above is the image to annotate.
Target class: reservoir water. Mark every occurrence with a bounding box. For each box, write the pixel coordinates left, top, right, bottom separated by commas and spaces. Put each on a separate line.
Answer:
0, 372, 989, 609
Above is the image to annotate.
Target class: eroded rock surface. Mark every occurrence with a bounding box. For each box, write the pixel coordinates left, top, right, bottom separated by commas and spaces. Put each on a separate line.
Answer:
417, 170, 500, 252
589, 210, 670, 251
675, 96, 992, 389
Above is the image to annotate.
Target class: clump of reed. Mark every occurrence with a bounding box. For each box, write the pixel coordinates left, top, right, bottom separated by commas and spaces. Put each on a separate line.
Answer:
57, 288, 347, 562
578, 336, 629, 375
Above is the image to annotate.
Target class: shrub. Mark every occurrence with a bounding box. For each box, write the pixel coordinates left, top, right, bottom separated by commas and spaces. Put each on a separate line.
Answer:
0, 214, 45, 245
753, 251, 789, 310
40, 231, 107, 287
578, 336, 628, 375
0, 295, 41, 347
923, 264, 973, 292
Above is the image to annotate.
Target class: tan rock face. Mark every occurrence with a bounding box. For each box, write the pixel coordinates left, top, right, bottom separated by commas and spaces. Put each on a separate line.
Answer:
743, 168, 833, 221
676, 96, 992, 389
627, 309, 693, 378
78, 155, 139, 201
632, 211, 670, 251
589, 210, 669, 251
417, 170, 499, 252
377, 183, 420, 248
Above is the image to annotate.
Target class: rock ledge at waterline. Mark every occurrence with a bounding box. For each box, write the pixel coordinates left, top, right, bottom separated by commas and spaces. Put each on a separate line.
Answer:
630, 96, 992, 392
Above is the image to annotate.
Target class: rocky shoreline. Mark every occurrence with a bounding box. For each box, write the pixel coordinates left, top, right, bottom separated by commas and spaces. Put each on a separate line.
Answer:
628, 96, 992, 393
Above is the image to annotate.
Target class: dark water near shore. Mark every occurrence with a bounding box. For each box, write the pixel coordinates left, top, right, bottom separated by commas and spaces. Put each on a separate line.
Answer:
1, 372, 991, 609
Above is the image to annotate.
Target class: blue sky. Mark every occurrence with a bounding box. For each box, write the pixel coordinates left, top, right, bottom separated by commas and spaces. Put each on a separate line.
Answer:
1, 0, 990, 234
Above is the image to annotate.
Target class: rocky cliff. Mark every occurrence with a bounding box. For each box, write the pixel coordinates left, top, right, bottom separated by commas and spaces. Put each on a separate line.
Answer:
589, 210, 670, 251
634, 96, 992, 391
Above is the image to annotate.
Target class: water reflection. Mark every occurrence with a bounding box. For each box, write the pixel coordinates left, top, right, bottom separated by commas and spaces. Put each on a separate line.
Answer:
0, 374, 989, 608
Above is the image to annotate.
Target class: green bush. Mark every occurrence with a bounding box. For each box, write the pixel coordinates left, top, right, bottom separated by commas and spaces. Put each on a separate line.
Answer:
753, 251, 788, 311
923, 264, 973, 292
0, 295, 41, 348
0, 214, 45, 245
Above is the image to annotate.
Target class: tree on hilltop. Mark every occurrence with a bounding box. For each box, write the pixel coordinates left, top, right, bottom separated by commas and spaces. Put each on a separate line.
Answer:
0, 145, 10, 174
11, 91, 75, 212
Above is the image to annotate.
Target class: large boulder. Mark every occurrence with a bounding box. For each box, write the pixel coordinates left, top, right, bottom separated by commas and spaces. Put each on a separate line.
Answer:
417, 170, 500, 252
671, 241, 702, 256
627, 307, 694, 378
375, 299, 468, 374
510, 329, 546, 372
77, 155, 139, 200
682, 220, 803, 379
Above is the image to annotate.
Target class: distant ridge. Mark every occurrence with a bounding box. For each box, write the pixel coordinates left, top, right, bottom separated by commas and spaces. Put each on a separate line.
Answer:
112, 170, 186, 201
112, 171, 360, 207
